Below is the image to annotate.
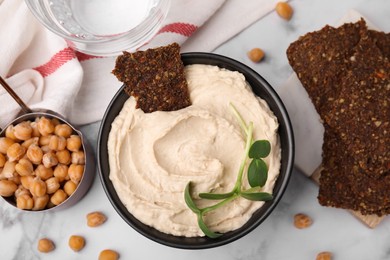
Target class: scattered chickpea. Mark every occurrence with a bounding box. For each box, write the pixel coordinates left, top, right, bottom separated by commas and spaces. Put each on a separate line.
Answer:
247, 48, 265, 63
316, 251, 333, 260
68, 235, 86, 252
37, 238, 55, 253
15, 158, 34, 176
67, 135, 82, 152
53, 164, 69, 182
45, 177, 60, 194
56, 150, 71, 165
37, 117, 55, 136
35, 164, 54, 181
42, 152, 59, 168
27, 144, 43, 165
68, 164, 84, 184
275, 1, 293, 20
32, 194, 49, 211
99, 249, 119, 260
87, 211, 107, 227
0, 179, 18, 197
6, 143, 26, 162
63, 180, 77, 196
16, 194, 34, 209
0, 137, 15, 154
294, 213, 312, 229
13, 121, 33, 141
55, 124, 73, 138
50, 189, 67, 205
30, 178, 47, 197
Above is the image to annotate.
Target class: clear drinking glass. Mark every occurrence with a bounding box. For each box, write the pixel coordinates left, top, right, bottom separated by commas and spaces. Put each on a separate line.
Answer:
25, 0, 171, 56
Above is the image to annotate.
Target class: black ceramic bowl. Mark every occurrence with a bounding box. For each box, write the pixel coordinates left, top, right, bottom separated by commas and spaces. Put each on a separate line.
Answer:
97, 53, 294, 249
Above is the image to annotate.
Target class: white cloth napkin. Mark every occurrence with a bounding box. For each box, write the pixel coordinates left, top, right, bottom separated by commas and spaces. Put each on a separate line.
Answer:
0, 0, 286, 128
278, 10, 378, 177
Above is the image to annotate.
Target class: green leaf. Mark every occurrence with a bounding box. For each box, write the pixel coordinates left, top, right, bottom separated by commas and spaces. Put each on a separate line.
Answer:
247, 158, 268, 187
197, 214, 222, 238
241, 191, 273, 201
199, 191, 234, 200
184, 182, 200, 214
248, 140, 271, 159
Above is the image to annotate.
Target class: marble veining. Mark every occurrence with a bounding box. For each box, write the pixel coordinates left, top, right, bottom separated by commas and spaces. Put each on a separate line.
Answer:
1, 0, 390, 259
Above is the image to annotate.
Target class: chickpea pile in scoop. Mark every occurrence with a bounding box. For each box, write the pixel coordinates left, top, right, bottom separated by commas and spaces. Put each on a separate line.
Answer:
0, 116, 85, 210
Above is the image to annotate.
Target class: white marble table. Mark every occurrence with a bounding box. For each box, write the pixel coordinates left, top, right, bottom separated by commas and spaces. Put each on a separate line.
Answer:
1, 0, 390, 259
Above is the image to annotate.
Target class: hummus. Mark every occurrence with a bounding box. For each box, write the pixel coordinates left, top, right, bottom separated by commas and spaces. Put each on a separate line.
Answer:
108, 64, 281, 237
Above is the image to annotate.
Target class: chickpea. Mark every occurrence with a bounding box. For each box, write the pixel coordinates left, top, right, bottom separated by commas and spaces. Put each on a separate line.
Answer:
63, 180, 77, 196
2, 161, 17, 178
49, 135, 67, 151
50, 189, 67, 205
40, 145, 51, 154
53, 164, 69, 182
8, 175, 21, 185
71, 151, 85, 165
0, 153, 5, 167
30, 121, 41, 137
316, 251, 333, 260
39, 135, 52, 146
0, 179, 18, 197
66, 135, 82, 152
68, 164, 84, 184
42, 152, 58, 168
30, 178, 47, 197
14, 185, 31, 198
275, 2, 293, 20
13, 121, 33, 141
5, 125, 18, 140
68, 235, 85, 252
35, 164, 54, 181
87, 211, 107, 227
56, 150, 71, 165
32, 194, 49, 211
16, 194, 34, 209
51, 118, 61, 127
0, 137, 15, 154
22, 137, 39, 148
37, 238, 55, 253
7, 143, 26, 162
37, 117, 55, 136
20, 175, 34, 190
27, 144, 43, 165
15, 158, 34, 176
247, 48, 265, 63
294, 213, 313, 229
99, 249, 119, 260
45, 177, 60, 194
55, 124, 73, 138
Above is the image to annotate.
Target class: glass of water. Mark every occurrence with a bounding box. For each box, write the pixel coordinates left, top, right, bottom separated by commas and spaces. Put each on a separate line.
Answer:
25, 0, 170, 56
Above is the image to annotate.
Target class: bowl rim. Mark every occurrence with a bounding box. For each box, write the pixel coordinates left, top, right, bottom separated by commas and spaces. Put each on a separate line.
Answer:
97, 52, 294, 249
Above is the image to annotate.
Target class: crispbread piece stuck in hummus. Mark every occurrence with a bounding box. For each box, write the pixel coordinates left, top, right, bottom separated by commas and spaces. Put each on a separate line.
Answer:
287, 19, 390, 216
112, 43, 191, 113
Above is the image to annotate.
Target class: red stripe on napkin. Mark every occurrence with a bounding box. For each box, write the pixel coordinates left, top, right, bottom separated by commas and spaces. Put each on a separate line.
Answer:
158, 22, 198, 37
34, 47, 76, 77
76, 51, 101, 62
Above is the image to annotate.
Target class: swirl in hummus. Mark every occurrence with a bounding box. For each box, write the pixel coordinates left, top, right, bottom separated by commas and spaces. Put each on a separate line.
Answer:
108, 64, 281, 237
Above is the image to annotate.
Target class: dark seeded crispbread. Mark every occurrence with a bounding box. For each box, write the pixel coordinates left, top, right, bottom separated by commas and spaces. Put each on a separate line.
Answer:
112, 43, 191, 113
287, 19, 390, 216
286, 20, 365, 115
